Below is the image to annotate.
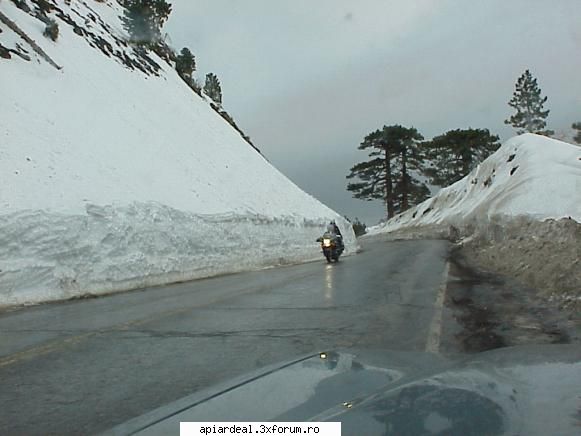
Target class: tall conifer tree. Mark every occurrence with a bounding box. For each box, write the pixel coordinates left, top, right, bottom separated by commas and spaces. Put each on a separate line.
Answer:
347, 125, 429, 218
122, 0, 172, 46
204, 73, 222, 105
505, 69, 553, 135
175, 47, 196, 82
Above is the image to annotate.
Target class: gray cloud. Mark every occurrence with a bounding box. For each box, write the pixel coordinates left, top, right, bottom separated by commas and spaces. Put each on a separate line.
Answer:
167, 0, 581, 224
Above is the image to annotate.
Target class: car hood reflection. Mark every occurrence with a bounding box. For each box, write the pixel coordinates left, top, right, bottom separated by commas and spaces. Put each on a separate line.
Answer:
103, 345, 581, 436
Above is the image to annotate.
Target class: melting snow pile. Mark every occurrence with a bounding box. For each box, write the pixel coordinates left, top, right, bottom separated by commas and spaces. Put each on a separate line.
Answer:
370, 133, 581, 235
368, 134, 580, 305
0, 0, 355, 307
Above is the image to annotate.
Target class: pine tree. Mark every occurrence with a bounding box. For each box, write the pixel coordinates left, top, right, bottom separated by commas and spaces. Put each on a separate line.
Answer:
347, 129, 389, 212
343, 216, 367, 237
204, 73, 222, 105
347, 125, 429, 219
122, 0, 172, 46
391, 125, 429, 212
572, 122, 581, 144
422, 128, 500, 187
505, 69, 553, 135
175, 47, 196, 82
353, 218, 367, 236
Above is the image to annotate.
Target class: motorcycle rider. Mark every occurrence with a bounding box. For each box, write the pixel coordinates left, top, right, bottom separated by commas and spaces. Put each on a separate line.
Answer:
326, 220, 344, 251
316, 220, 345, 262
330, 220, 342, 237
317, 221, 341, 242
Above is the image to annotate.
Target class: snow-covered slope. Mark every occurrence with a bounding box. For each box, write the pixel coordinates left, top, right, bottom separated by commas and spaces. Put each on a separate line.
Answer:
369, 134, 581, 234
0, 0, 355, 307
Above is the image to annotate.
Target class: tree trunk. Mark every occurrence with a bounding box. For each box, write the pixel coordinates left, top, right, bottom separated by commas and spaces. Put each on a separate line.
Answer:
461, 148, 471, 177
384, 147, 395, 219
401, 146, 409, 211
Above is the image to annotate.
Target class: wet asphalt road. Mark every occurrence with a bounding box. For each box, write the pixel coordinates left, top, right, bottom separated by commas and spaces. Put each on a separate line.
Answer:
0, 239, 449, 435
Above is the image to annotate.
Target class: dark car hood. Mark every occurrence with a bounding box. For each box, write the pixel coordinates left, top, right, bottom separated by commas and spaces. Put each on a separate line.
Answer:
103, 344, 581, 436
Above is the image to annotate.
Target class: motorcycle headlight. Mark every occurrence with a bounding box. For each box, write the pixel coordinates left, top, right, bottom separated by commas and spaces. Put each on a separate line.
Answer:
323, 238, 332, 247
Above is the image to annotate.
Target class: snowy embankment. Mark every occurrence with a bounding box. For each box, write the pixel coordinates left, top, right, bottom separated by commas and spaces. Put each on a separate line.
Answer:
368, 134, 580, 306
369, 134, 581, 235
0, 0, 355, 307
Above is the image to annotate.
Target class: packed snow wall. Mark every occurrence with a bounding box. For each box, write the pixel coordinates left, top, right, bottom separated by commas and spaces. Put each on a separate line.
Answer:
0, 205, 350, 306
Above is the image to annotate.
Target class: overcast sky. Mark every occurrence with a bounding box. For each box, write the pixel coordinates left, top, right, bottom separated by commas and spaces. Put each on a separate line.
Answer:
166, 0, 581, 224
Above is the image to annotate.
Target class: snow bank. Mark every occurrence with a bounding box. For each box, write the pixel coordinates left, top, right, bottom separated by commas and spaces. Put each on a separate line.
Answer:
0, 205, 339, 306
0, 1, 355, 307
369, 133, 581, 235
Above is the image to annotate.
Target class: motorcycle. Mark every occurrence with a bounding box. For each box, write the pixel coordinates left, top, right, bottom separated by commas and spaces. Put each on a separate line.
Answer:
317, 232, 344, 263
